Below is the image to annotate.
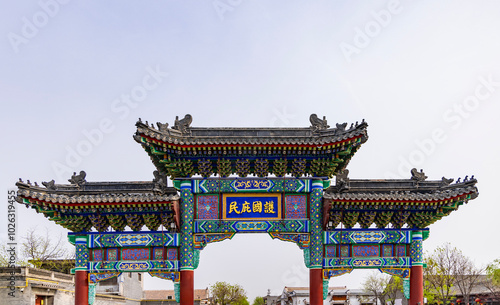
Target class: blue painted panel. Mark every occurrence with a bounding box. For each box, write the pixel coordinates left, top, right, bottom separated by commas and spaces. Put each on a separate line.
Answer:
222, 194, 281, 220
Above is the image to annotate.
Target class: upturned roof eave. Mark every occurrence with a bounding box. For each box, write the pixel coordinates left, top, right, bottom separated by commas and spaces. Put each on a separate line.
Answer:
135, 121, 368, 145
326, 178, 478, 193
15, 181, 178, 196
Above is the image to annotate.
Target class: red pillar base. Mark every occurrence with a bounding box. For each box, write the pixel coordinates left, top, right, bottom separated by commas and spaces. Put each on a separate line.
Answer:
310, 269, 323, 305
75, 270, 88, 305
180, 270, 194, 305
409, 265, 424, 305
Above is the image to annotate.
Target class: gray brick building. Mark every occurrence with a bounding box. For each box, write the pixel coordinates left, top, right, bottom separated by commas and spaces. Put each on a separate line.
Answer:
0, 267, 143, 305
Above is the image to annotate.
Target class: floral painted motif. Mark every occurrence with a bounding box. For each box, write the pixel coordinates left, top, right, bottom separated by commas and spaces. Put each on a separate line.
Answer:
285, 195, 307, 219
122, 248, 149, 261
107, 249, 118, 261
154, 248, 164, 260
397, 245, 406, 257
167, 248, 178, 260
352, 245, 379, 257
340, 245, 350, 257
326, 246, 336, 257
197, 195, 219, 220
383, 245, 393, 257
93, 249, 103, 261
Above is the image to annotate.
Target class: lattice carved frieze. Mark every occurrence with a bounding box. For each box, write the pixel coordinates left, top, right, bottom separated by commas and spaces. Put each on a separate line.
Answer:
191, 178, 314, 194
323, 257, 411, 269
88, 260, 179, 272
309, 181, 324, 268
194, 220, 309, 233
180, 184, 194, 270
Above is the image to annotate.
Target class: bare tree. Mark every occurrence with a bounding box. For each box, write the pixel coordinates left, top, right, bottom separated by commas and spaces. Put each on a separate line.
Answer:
362, 272, 389, 305
424, 243, 485, 305
21, 227, 73, 268
0, 227, 74, 271
453, 253, 485, 305
424, 243, 458, 305
362, 272, 404, 305
0, 244, 27, 267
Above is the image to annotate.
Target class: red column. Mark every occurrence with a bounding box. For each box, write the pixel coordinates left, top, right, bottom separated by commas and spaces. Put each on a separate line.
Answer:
310, 269, 323, 305
181, 270, 194, 305
409, 265, 423, 305
75, 270, 88, 305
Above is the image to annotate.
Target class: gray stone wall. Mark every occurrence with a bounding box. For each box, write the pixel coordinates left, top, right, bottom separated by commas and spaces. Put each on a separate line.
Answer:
92, 272, 143, 305
121, 273, 143, 305
0, 267, 144, 305
0, 267, 75, 305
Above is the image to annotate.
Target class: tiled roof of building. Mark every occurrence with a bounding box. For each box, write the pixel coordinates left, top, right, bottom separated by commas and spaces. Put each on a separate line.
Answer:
134, 114, 368, 178
322, 169, 478, 229
143, 289, 209, 300
15, 172, 179, 232
325, 172, 478, 202
284, 286, 347, 292
135, 115, 367, 146
284, 287, 309, 292
143, 289, 175, 299
16, 184, 178, 203
13, 117, 479, 232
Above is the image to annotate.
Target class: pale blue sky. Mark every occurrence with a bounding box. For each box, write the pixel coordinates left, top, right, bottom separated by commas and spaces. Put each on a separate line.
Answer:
2, 0, 500, 300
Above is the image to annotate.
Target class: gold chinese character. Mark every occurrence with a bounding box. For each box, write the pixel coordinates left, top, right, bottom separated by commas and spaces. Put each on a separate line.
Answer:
241, 201, 251, 213
229, 201, 240, 214
264, 201, 275, 213
253, 201, 263, 213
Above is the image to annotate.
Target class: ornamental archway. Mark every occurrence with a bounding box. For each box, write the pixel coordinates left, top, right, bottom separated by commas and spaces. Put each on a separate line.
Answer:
15, 114, 478, 305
